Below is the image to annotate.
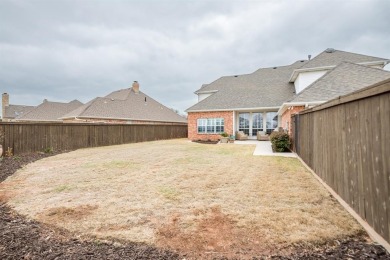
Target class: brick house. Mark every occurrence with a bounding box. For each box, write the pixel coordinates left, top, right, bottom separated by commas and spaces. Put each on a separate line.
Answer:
1, 93, 35, 122
61, 82, 187, 125
16, 99, 83, 122
186, 49, 389, 141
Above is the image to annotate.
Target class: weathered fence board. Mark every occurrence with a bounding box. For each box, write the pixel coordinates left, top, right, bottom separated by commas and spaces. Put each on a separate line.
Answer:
294, 78, 390, 244
0, 123, 187, 155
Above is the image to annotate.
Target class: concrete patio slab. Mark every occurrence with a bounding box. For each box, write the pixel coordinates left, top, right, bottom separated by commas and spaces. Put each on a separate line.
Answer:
234, 140, 297, 157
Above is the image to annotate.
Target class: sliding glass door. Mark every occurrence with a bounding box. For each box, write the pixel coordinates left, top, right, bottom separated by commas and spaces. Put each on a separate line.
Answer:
237, 111, 278, 137
238, 113, 250, 135
252, 112, 263, 136
266, 112, 278, 134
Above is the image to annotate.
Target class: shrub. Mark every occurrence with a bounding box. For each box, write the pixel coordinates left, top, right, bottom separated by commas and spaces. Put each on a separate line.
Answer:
220, 132, 229, 137
44, 147, 53, 154
270, 131, 291, 152
5, 147, 13, 157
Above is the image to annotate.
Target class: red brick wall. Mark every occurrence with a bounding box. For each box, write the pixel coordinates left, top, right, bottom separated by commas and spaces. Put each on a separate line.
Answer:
281, 106, 305, 135
188, 111, 233, 141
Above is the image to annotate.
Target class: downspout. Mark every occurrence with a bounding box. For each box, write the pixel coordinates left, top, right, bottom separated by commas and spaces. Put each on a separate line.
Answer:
232, 111, 235, 136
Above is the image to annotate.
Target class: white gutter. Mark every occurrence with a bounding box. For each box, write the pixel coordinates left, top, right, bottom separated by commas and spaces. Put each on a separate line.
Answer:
61, 116, 187, 124
277, 101, 325, 115
16, 119, 62, 122
194, 90, 218, 94
288, 60, 389, 83
187, 106, 280, 113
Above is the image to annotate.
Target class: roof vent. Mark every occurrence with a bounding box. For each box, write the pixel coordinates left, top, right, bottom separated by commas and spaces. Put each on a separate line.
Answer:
308, 55, 311, 60
325, 48, 335, 53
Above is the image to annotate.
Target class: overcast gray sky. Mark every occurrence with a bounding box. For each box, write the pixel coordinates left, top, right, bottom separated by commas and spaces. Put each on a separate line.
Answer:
1, 0, 389, 113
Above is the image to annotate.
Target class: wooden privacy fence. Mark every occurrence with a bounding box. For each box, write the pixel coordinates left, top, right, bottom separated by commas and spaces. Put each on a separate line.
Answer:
0, 123, 188, 155
292, 78, 390, 244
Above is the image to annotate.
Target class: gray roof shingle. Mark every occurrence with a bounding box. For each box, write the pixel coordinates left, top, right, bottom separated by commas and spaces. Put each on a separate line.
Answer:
62, 88, 187, 123
17, 100, 83, 121
300, 49, 388, 69
186, 60, 308, 111
4, 104, 35, 119
289, 62, 390, 103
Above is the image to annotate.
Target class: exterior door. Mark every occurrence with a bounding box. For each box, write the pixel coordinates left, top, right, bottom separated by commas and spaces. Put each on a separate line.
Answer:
266, 112, 278, 134
238, 113, 250, 135
251, 112, 263, 136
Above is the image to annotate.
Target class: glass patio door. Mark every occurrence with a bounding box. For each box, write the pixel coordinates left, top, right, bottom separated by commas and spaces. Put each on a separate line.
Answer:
266, 112, 278, 134
238, 113, 250, 135
251, 112, 263, 136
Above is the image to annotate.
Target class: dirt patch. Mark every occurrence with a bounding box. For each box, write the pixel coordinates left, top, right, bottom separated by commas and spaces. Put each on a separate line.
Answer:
39, 205, 98, 222
156, 206, 271, 259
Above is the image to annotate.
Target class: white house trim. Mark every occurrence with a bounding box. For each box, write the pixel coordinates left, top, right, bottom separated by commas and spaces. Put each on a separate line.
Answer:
194, 90, 218, 94
277, 101, 325, 115
187, 106, 280, 113
61, 116, 187, 124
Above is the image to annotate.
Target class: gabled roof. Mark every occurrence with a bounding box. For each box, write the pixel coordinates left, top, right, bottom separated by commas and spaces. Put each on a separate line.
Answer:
289, 62, 390, 103
300, 49, 388, 69
62, 88, 187, 123
186, 60, 308, 112
17, 100, 83, 122
4, 104, 35, 119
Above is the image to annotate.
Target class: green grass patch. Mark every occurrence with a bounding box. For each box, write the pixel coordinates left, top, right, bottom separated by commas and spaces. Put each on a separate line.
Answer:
158, 186, 180, 201
53, 185, 73, 193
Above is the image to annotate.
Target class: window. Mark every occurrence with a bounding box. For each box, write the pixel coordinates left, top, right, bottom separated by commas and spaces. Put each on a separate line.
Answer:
197, 118, 224, 134
266, 112, 278, 134
197, 119, 207, 133
252, 112, 263, 135
239, 113, 250, 135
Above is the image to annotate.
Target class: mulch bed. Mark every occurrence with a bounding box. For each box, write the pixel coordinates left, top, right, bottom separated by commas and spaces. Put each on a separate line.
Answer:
0, 152, 389, 259
192, 140, 219, 144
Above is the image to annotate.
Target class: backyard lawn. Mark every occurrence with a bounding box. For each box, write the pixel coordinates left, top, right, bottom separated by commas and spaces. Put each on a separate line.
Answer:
0, 139, 363, 259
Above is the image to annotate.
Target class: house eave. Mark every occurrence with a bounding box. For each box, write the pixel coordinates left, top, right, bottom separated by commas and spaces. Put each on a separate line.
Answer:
277, 101, 326, 115
187, 106, 281, 113
194, 90, 218, 95
15, 119, 62, 122
289, 66, 336, 82
61, 115, 187, 124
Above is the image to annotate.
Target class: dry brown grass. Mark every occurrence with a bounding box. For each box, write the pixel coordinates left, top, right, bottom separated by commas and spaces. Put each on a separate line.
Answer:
2, 139, 363, 258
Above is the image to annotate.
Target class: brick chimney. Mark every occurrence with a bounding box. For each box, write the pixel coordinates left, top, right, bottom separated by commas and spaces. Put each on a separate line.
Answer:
2, 93, 9, 120
132, 81, 139, 94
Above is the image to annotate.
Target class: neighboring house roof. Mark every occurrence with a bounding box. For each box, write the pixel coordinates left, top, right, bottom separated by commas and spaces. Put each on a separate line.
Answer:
62, 88, 187, 123
186, 60, 308, 112
289, 62, 390, 103
300, 49, 389, 69
17, 100, 83, 122
4, 104, 35, 119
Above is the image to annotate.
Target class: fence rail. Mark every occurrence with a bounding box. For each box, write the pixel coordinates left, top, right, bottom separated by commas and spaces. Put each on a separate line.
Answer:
293, 78, 390, 244
0, 123, 188, 155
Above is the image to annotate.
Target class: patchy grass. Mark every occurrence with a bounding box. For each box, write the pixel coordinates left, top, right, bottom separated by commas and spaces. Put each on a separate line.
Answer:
2, 139, 363, 259
52, 185, 73, 193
